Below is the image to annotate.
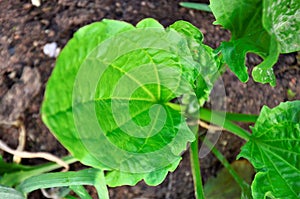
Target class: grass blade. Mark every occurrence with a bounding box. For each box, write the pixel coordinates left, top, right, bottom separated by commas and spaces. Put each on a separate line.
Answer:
0, 185, 25, 199
16, 168, 100, 194
180, 2, 212, 12
70, 185, 92, 199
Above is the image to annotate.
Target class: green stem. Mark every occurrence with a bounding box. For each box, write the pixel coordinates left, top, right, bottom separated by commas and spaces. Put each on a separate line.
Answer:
165, 102, 182, 112
166, 103, 255, 141
201, 108, 258, 123
94, 170, 110, 199
200, 137, 252, 197
167, 102, 258, 123
199, 108, 252, 141
190, 135, 205, 199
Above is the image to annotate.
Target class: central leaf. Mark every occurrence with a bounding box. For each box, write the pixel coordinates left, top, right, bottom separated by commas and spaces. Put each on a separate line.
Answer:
42, 18, 220, 186
70, 23, 197, 174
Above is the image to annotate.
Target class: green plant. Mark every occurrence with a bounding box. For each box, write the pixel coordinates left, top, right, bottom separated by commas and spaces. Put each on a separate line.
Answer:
180, 2, 212, 12
1, 0, 299, 198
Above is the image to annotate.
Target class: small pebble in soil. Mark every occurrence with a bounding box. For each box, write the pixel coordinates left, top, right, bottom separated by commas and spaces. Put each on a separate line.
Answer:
43, 42, 60, 58
31, 0, 41, 7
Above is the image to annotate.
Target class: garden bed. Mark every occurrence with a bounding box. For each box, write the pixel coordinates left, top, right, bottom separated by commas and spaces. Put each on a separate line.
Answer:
0, 0, 299, 198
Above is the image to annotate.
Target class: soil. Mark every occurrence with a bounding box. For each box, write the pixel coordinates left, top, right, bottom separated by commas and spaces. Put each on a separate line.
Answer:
0, 0, 299, 199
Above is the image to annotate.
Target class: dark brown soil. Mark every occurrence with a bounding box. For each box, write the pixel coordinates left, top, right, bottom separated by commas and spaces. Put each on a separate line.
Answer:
0, 0, 299, 199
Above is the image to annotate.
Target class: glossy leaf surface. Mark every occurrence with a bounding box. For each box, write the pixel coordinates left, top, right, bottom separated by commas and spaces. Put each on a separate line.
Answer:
42, 18, 218, 186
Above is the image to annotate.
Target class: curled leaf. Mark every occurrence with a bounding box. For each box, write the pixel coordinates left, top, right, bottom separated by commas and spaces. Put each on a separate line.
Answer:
210, 0, 299, 86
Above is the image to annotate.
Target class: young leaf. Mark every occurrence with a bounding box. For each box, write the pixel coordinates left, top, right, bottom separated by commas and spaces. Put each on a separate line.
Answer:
210, 0, 300, 86
238, 101, 300, 199
42, 18, 218, 186
210, 0, 279, 86
169, 21, 223, 105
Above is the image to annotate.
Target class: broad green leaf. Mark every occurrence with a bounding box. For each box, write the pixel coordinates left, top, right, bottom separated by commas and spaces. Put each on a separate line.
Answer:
42, 18, 218, 186
262, 0, 300, 53
0, 185, 24, 199
42, 19, 135, 169
238, 101, 300, 199
210, 0, 279, 86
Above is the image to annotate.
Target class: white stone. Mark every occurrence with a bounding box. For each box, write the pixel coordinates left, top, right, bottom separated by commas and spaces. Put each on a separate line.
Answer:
43, 42, 60, 58
31, 0, 41, 7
